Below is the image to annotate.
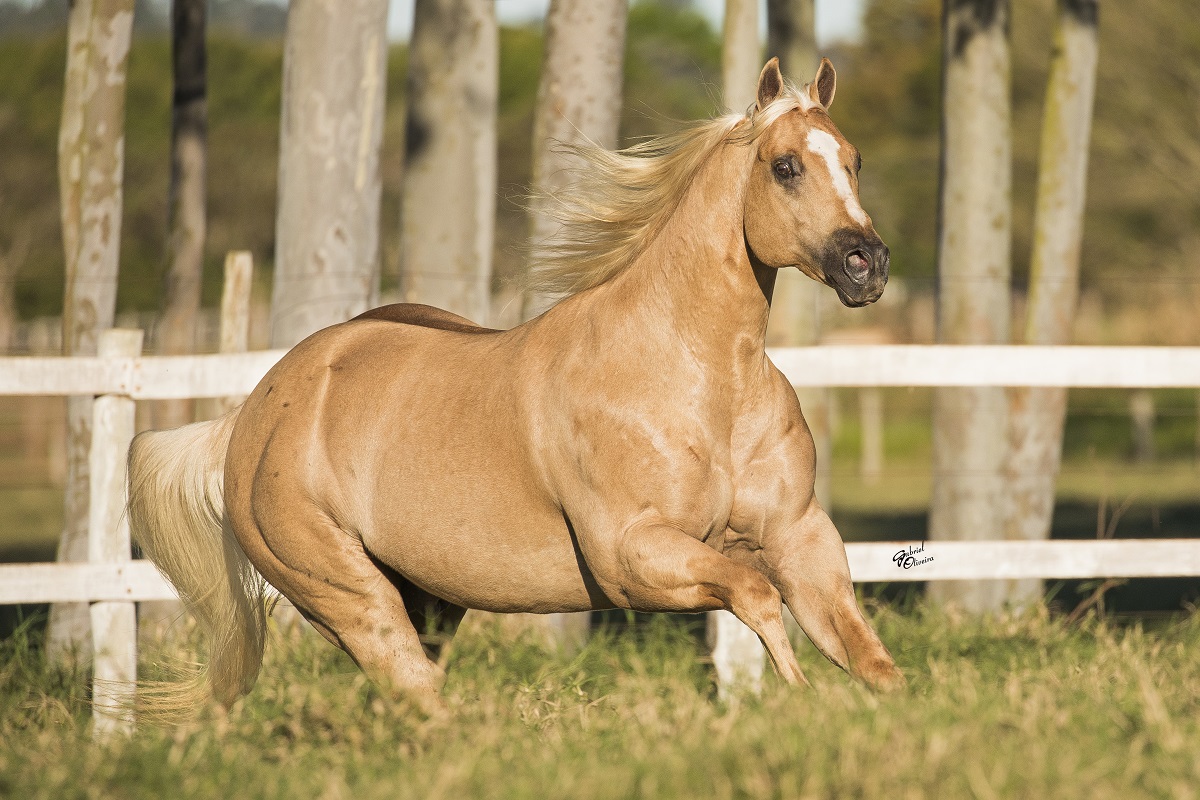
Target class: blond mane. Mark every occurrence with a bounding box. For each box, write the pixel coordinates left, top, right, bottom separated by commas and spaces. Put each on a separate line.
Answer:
526, 84, 816, 298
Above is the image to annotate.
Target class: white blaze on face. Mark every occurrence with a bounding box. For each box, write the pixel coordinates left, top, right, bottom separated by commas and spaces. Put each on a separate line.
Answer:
805, 128, 868, 227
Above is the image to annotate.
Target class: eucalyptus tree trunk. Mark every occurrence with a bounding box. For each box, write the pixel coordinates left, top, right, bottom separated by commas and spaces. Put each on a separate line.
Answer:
270, 0, 389, 348
521, 0, 626, 320
722, 0, 761, 113
48, 0, 136, 658
156, 0, 207, 429
764, 0, 832, 510
1005, 0, 1099, 605
518, 0, 626, 646
767, 0, 816, 76
713, 0, 767, 686
398, 0, 497, 325
144, 1, 206, 631
928, 0, 1013, 611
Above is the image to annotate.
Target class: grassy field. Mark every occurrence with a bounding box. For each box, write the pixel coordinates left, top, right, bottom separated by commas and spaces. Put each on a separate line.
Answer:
1, 603, 1197, 799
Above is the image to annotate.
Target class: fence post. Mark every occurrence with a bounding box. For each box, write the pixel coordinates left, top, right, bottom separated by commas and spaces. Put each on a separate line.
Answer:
192, 251, 253, 424
217, 251, 253, 414
709, 609, 765, 700
89, 328, 143, 738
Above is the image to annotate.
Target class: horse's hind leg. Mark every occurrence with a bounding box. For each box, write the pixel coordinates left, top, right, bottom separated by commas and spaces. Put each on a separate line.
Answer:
362, 554, 466, 664
765, 503, 905, 691
394, 572, 467, 666
236, 513, 448, 713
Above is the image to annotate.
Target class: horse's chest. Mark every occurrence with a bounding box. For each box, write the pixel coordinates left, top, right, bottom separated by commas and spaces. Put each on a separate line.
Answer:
726, 403, 817, 541
564, 404, 736, 535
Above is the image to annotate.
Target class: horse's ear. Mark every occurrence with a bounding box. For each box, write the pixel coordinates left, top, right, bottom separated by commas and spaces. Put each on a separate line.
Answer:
807, 57, 837, 109
755, 57, 784, 111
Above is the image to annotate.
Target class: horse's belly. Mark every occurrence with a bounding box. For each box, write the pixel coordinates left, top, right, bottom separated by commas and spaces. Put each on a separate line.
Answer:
361, 501, 607, 615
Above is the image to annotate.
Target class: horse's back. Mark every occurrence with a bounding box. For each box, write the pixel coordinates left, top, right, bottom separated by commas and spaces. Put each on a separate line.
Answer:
230, 303, 520, 503
352, 302, 500, 335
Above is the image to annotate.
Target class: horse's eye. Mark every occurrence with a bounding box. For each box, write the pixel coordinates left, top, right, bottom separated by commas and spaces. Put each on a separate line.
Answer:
773, 158, 797, 180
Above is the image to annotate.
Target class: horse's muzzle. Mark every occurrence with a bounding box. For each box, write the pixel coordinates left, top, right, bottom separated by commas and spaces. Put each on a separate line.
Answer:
824, 231, 889, 307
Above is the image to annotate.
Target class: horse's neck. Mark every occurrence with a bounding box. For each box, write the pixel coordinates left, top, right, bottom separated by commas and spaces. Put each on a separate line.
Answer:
608, 140, 772, 360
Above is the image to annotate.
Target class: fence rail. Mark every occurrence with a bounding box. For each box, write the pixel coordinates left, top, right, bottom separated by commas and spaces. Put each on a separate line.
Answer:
0, 349, 286, 399
6, 345, 1200, 398
2, 539, 1199, 607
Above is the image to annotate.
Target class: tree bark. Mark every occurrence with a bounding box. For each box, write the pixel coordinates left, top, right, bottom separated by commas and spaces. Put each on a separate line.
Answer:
49, 0, 136, 659
398, 0, 497, 325
764, 0, 831, 510
1005, 0, 1099, 604
270, 0, 389, 348
722, 0, 761, 113
766, 0, 816, 77
156, 0, 207, 429
928, 0, 1013, 611
522, 0, 626, 320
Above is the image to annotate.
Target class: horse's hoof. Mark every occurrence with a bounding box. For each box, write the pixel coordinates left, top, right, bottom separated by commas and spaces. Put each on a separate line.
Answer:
861, 660, 907, 692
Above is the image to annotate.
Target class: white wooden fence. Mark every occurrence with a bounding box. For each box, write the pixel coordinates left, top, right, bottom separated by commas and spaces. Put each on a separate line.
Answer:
3, 332, 1200, 728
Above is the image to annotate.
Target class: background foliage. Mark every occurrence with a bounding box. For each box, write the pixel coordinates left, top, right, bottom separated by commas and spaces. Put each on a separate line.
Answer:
2, 0, 1199, 334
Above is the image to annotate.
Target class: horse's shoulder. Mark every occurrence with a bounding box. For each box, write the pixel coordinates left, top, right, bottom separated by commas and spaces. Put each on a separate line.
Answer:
351, 303, 499, 335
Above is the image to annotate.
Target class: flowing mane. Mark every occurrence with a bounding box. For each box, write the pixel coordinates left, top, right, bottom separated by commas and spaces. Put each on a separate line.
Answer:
527, 84, 817, 298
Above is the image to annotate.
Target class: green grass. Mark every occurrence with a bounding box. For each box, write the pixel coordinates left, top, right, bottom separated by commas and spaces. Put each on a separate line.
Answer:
1, 605, 1198, 798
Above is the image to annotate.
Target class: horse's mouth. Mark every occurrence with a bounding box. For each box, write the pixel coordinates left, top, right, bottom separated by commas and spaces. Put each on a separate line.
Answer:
834, 288, 884, 308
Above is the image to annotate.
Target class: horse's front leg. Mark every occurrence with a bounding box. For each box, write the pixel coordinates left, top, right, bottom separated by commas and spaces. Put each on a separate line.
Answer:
758, 502, 905, 690
595, 521, 809, 686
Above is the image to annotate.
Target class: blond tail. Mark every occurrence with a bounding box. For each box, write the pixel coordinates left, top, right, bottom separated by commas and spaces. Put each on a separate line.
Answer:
127, 406, 267, 714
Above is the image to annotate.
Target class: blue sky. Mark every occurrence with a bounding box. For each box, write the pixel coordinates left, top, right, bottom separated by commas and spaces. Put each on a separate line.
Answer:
387, 0, 865, 45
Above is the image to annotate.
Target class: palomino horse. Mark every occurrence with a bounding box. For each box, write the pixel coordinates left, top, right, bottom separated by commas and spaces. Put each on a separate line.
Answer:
129, 58, 903, 713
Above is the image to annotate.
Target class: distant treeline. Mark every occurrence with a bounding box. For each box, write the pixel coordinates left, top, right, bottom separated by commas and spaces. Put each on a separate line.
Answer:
1, 0, 1197, 320
0, 0, 287, 37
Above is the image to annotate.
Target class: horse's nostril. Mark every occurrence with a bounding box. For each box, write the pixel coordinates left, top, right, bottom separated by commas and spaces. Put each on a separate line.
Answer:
845, 250, 871, 284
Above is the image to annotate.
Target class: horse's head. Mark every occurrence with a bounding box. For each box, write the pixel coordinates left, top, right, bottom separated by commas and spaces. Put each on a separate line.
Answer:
742, 58, 889, 308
